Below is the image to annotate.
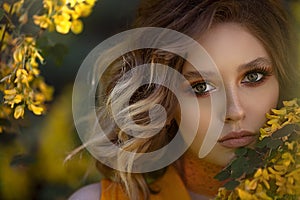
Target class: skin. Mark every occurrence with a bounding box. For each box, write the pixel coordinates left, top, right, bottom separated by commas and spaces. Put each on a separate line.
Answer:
175, 22, 279, 167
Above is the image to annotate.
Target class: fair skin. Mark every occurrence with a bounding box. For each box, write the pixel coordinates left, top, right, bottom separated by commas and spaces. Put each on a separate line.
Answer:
177, 23, 279, 199
69, 22, 280, 200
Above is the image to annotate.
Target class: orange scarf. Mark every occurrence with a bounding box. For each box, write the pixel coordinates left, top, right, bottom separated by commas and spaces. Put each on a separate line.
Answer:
100, 166, 191, 200
100, 152, 224, 200
181, 151, 224, 197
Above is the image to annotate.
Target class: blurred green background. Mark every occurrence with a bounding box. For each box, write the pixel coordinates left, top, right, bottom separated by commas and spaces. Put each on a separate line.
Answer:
0, 0, 300, 199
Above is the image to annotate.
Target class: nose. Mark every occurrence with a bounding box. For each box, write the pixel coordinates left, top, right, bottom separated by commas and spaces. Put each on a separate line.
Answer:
224, 87, 245, 123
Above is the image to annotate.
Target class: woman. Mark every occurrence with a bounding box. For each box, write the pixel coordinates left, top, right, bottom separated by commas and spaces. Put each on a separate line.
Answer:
70, 0, 300, 199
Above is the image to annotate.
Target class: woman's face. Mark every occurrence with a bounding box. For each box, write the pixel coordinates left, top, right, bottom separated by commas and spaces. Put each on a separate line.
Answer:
175, 23, 279, 166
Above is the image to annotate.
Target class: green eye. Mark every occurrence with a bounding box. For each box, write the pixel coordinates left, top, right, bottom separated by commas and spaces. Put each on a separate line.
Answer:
242, 72, 264, 83
192, 82, 216, 95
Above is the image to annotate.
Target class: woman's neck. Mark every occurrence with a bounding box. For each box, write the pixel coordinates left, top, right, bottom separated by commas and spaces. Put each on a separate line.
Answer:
179, 150, 225, 198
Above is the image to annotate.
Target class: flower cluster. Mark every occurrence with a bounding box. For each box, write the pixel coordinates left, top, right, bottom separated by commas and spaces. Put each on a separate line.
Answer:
0, 0, 96, 132
215, 99, 300, 200
260, 99, 300, 139
33, 0, 96, 34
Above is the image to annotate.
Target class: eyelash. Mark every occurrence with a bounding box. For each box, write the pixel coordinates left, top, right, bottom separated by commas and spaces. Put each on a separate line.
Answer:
190, 81, 216, 97
241, 66, 273, 86
188, 66, 273, 97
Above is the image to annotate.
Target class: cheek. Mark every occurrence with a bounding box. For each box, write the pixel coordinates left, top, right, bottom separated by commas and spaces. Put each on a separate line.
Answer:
175, 98, 212, 152
244, 77, 279, 127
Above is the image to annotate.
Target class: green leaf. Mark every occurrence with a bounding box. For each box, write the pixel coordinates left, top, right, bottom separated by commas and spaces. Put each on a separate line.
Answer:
256, 137, 271, 148
267, 139, 283, 149
247, 148, 259, 159
231, 157, 247, 179
235, 147, 247, 156
214, 169, 231, 181
272, 124, 295, 138
288, 132, 299, 142
224, 180, 240, 190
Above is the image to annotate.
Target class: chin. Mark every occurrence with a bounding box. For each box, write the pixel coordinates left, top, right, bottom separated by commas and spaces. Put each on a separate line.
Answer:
203, 146, 236, 167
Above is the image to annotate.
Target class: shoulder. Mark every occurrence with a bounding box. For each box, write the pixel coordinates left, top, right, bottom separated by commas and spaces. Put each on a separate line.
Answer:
68, 183, 101, 200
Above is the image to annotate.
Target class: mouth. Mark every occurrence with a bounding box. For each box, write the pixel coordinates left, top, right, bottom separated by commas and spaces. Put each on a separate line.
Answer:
218, 130, 257, 148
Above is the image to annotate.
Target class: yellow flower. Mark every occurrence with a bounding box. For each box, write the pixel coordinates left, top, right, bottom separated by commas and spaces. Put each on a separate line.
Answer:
33, 15, 55, 31
13, 94, 23, 104
3, 1, 24, 15
294, 107, 300, 115
13, 47, 25, 63
259, 127, 271, 139
245, 179, 258, 190
15, 69, 30, 87
74, 3, 93, 17
270, 122, 281, 133
267, 118, 279, 126
266, 113, 280, 119
4, 89, 17, 95
43, 0, 54, 15
254, 168, 270, 190
283, 98, 298, 107
255, 184, 272, 200
14, 105, 24, 119
274, 164, 288, 172
28, 104, 44, 115
71, 19, 83, 34
271, 108, 287, 115
237, 189, 258, 200
53, 13, 72, 34
66, 0, 77, 7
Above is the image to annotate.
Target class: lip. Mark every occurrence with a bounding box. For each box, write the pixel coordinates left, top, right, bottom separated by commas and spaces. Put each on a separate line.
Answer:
218, 130, 257, 148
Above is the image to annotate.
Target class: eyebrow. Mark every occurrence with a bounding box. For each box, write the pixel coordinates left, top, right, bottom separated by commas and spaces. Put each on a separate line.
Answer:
237, 57, 272, 73
182, 70, 214, 80
182, 57, 272, 80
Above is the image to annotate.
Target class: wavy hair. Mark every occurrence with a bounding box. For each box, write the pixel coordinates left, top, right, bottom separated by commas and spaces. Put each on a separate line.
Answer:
90, 0, 300, 199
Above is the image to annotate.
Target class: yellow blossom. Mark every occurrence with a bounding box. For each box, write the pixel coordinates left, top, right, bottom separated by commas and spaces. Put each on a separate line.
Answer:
283, 98, 298, 107
14, 105, 24, 119
13, 94, 23, 104
66, 0, 77, 7
71, 19, 83, 34
53, 13, 72, 34
237, 189, 258, 200
271, 122, 281, 132
284, 141, 296, 150
267, 118, 279, 125
271, 108, 287, 115
33, 15, 55, 31
266, 113, 280, 119
74, 3, 93, 17
28, 104, 44, 115
245, 179, 258, 190
4, 89, 17, 95
274, 164, 288, 172
3, 3, 11, 13
13, 48, 25, 63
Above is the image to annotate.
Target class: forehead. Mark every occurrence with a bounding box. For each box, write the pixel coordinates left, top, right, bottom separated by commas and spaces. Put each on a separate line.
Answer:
182, 22, 269, 74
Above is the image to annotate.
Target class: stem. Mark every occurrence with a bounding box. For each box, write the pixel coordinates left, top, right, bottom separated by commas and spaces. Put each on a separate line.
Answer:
0, 2, 14, 54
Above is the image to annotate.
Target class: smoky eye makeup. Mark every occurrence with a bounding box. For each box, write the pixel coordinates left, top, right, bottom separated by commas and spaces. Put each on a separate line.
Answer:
181, 77, 217, 97
241, 58, 273, 87
189, 80, 216, 96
